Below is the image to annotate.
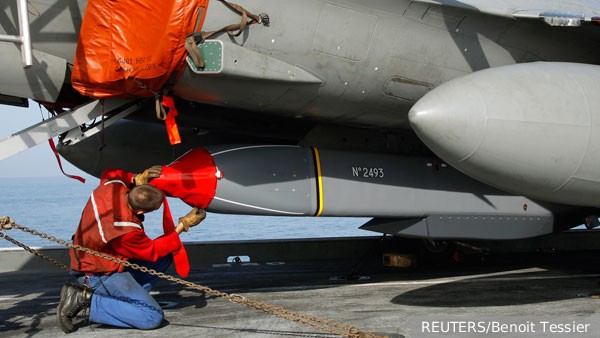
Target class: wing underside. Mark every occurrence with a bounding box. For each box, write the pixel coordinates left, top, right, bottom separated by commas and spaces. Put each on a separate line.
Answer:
416, 0, 600, 25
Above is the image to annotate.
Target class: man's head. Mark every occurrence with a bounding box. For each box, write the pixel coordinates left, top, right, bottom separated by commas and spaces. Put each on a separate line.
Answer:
127, 184, 164, 214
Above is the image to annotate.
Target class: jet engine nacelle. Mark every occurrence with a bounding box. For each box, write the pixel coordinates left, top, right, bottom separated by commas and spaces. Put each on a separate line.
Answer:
409, 62, 600, 208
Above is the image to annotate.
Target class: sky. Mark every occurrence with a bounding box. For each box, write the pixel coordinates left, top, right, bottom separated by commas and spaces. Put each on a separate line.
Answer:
0, 103, 88, 178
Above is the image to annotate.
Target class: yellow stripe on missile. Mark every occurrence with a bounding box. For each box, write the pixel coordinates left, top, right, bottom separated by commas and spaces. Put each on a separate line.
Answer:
312, 147, 324, 217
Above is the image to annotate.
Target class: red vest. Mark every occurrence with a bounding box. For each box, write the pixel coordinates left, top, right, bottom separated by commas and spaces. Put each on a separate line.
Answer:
70, 170, 140, 274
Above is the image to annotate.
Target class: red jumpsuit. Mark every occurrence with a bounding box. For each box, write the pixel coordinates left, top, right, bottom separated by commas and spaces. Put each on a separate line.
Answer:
70, 168, 181, 274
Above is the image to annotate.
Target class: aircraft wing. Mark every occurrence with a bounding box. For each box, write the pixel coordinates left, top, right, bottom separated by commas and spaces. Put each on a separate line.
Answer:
416, 0, 600, 24
2, 0, 600, 242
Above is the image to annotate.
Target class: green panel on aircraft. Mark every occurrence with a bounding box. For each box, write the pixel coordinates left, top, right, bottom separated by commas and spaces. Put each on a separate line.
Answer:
186, 41, 223, 73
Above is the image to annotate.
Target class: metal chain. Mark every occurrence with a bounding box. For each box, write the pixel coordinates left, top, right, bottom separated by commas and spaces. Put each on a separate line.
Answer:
1, 223, 386, 338
0, 231, 69, 271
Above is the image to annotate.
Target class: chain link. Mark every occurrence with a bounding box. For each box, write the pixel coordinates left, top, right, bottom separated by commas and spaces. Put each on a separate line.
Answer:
1, 222, 386, 338
0, 231, 70, 271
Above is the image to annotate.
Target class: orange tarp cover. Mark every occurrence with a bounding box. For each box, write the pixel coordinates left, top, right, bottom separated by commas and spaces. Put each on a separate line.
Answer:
72, 0, 208, 98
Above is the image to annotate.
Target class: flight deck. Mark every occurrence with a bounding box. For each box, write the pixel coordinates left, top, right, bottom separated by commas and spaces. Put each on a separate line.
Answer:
1, 234, 600, 337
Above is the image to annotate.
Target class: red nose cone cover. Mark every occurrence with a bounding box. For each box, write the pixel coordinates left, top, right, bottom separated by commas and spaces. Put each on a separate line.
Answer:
151, 147, 217, 208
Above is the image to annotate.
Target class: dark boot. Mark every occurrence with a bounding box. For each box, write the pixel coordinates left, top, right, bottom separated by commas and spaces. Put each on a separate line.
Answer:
56, 282, 93, 333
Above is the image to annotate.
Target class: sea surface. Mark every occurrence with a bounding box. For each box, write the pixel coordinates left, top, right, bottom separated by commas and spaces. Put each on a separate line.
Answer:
0, 177, 373, 248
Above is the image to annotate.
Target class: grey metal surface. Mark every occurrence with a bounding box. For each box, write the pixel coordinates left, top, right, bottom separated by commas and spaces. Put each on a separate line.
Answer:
323, 147, 568, 239
2, 236, 600, 337
0, 43, 65, 102
3, 0, 600, 244
415, 0, 600, 20
0, 99, 134, 160
204, 144, 567, 240
184, 39, 323, 83
208, 145, 318, 216
0, 0, 33, 67
361, 215, 554, 240
0, 0, 597, 127
169, 0, 600, 127
316, 149, 556, 221
0, 0, 87, 62
0, 236, 382, 274
0, 0, 88, 101
409, 62, 600, 208
60, 139, 589, 239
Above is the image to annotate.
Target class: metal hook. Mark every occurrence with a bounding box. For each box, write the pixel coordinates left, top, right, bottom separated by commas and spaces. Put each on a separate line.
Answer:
258, 13, 270, 25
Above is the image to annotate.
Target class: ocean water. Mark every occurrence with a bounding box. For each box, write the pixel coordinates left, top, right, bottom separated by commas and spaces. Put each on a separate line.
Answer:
0, 177, 373, 248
